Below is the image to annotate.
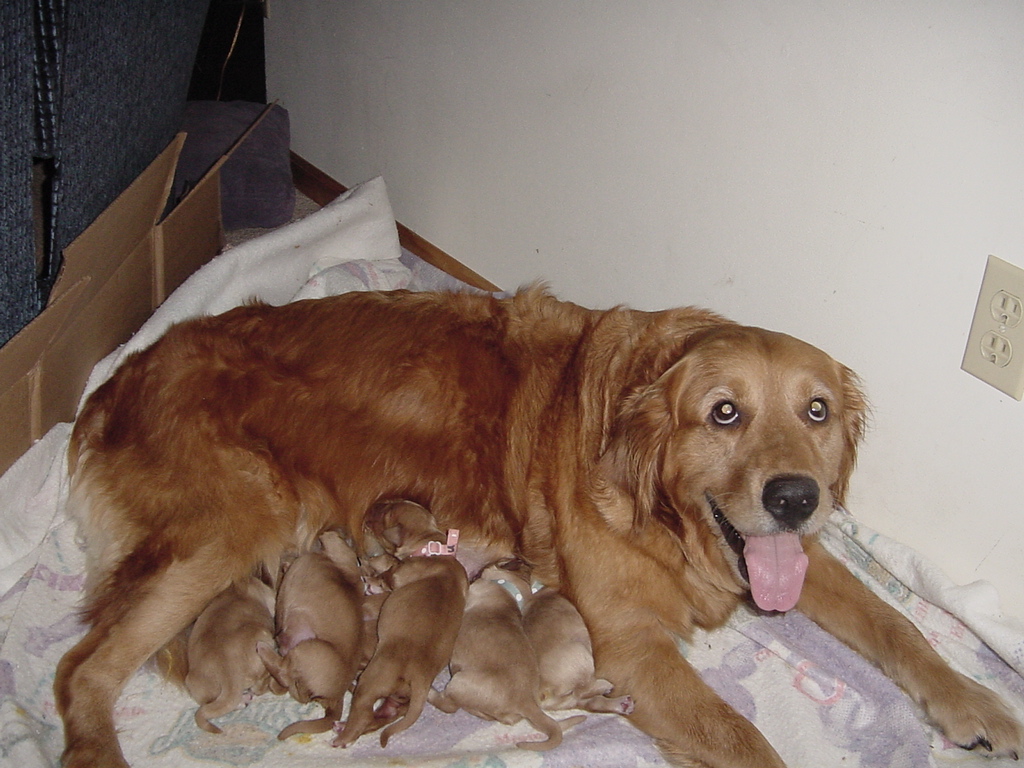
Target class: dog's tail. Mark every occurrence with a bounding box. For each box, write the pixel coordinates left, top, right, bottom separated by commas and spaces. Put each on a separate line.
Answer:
190, 685, 246, 735
379, 683, 430, 748
333, 680, 400, 747
193, 704, 224, 735
277, 699, 343, 740
517, 708, 586, 751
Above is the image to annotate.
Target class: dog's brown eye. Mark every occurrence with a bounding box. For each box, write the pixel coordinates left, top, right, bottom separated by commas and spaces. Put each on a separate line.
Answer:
808, 398, 828, 422
711, 401, 740, 426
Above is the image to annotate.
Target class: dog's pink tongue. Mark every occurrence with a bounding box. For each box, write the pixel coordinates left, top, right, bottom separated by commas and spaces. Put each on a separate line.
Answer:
744, 533, 809, 612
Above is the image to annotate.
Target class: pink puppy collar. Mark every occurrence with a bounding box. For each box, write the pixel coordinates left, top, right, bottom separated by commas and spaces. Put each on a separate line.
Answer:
414, 529, 460, 557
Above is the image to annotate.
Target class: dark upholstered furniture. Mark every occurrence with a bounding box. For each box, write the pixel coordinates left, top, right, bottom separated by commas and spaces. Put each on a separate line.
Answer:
0, 0, 209, 347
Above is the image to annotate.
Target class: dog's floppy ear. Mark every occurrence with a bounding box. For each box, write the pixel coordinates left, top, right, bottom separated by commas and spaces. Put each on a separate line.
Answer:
380, 523, 406, 549
833, 362, 869, 505
495, 556, 530, 573
599, 379, 676, 532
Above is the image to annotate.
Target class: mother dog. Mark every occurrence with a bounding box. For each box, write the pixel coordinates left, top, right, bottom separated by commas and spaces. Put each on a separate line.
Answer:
56, 286, 1022, 767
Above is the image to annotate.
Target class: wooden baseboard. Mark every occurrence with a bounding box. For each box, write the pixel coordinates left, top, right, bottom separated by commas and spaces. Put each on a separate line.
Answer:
289, 153, 346, 207
290, 153, 501, 293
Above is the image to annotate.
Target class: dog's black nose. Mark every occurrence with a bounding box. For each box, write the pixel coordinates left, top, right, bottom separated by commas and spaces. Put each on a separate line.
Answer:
762, 475, 819, 528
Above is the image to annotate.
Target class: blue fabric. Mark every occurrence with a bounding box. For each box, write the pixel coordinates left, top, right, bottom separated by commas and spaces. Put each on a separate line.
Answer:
0, 0, 39, 347
0, 0, 209, 347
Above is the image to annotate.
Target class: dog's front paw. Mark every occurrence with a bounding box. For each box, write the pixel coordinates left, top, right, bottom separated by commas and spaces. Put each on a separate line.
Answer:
929, 676, 1023, 759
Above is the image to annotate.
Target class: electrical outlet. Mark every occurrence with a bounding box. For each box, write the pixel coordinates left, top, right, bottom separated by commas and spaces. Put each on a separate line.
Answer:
962, 255, 1024, 400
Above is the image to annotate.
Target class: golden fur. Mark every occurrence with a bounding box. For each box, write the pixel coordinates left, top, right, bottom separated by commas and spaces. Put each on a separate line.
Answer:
522, 584, 635, 715
428, 562, 586, 751
257, 530, 364, 740
56, 287, 1023, 767
183, 576, 276, 734
335, 501, 469, 748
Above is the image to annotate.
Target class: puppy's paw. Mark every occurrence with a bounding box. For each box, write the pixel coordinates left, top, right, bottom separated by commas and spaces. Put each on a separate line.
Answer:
616, 694, 635, 716
330, 721, 353, 748
928, 676, 1023, 759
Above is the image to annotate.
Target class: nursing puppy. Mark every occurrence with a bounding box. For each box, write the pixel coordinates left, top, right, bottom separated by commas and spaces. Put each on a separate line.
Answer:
354, 553, 398, 675
523, 586, 634, 716
359, 553, 399, 596
355, 591, 388, 675
257, 530, 364, 740
332, 501, 469, 748
57, 287, 1024, 768
184, 576, 277, 734
429, 561, 585, 750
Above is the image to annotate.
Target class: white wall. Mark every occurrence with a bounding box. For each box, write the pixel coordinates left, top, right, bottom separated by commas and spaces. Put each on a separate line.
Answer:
267, 1, 1024, 620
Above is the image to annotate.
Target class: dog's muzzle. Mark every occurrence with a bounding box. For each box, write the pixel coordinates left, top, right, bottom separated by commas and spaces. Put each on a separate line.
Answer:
707, 490, 810, 613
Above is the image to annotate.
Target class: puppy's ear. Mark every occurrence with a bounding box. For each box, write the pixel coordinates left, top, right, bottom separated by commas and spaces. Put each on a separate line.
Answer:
833, 363, 869, 505
257, 556, 280, 590
495, 556, 530, 573
380, 523, 405, 549
361, 501, 392, 542
599, 380, 675, 532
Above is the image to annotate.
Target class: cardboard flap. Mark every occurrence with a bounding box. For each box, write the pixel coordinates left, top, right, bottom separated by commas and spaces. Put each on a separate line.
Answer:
0, 109, 261, 478
0, 278, 90, 396
50, 135, 185, 306
41, 238, 156, 429
154, 102, 276, 303
158, 175, 223, 303
0, 279, 89, 472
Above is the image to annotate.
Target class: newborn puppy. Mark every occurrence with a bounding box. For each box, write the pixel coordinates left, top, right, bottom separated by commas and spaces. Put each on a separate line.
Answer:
333, 500, 468, 748
428, 560, 584, 751
258, 530, 364, 740
355, 591, 388, 674
523, 586, 634, 715
359, 552, 398, 596
185, 576, 277, 734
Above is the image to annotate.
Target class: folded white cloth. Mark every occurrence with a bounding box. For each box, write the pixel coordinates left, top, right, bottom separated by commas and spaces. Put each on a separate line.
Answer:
0, 423, 71, 597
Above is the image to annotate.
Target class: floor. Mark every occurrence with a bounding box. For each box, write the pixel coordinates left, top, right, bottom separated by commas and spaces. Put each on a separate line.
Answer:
224, 189, 319, 248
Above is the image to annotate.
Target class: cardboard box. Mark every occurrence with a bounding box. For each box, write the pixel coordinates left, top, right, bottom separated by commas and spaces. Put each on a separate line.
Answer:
0, 133, 228, 476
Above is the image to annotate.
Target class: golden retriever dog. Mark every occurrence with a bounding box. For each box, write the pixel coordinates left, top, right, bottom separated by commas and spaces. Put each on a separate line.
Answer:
428, 561, 586, 750
56, 287, 1023, 768
522, 584, 635, 716
333, 499, 469, 748
183, 576, 277, 734
256, 530, 364, 740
